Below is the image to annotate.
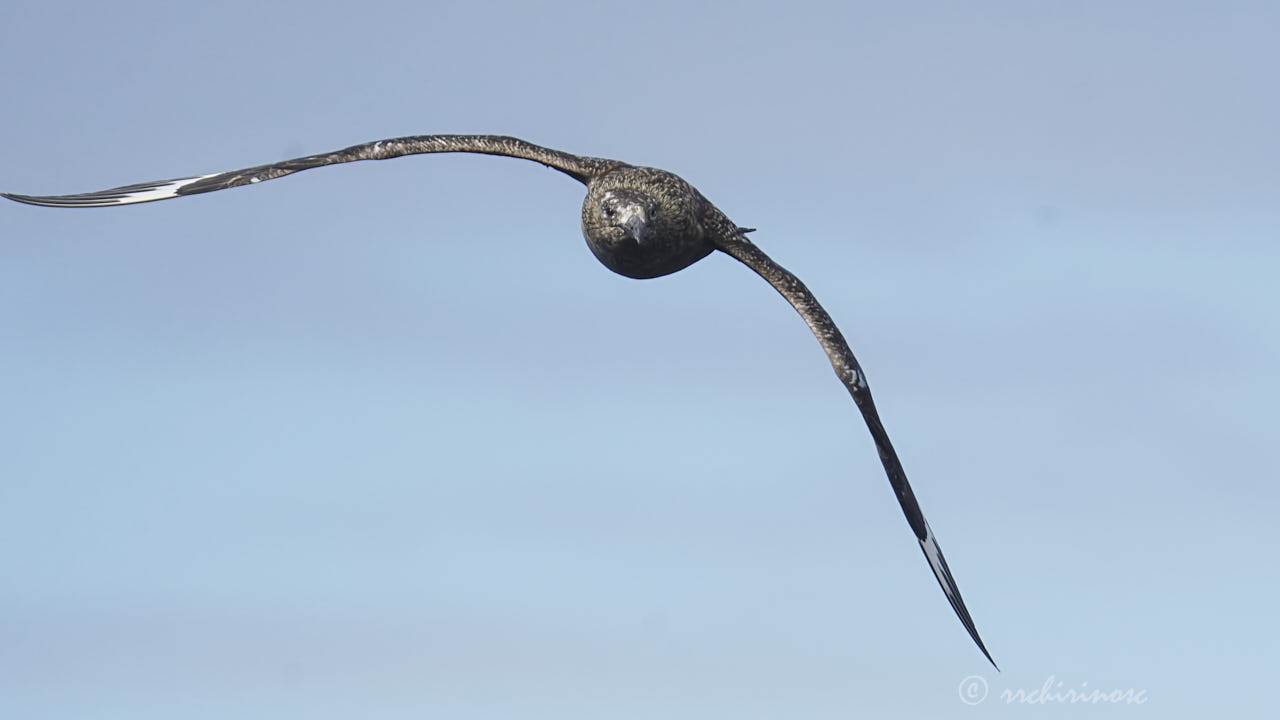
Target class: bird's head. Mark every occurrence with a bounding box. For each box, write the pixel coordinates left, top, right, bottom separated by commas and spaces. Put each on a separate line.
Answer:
580, 167, 714, 279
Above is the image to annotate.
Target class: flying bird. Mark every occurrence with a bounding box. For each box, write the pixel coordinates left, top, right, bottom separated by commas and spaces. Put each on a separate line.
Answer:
4, 134, 996, 667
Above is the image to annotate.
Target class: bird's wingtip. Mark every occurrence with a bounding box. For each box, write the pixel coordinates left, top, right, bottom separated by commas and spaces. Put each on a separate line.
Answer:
976, 638, 999, 671
916, 521, 998, 669
3, 192, 44, 206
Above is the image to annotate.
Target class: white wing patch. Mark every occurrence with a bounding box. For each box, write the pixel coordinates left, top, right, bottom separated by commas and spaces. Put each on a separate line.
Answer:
917, 519, 996, 666
920, 521, 958, 604
2, 173, 220, 208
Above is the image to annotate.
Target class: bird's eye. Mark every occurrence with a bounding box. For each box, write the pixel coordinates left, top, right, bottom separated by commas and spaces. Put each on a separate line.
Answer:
602, 204, 616, 219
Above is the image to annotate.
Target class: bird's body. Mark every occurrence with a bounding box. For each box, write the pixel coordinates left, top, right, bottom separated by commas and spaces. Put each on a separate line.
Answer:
4, 134, 996, 667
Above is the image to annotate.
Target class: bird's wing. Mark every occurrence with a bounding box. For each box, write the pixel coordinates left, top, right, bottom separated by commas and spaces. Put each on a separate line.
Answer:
711, 222, 997, 669
2, 135, 618, 208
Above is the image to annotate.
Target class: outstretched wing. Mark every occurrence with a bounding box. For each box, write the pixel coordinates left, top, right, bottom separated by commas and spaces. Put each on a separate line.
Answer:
711, 219, 997, 669
3, 135, 619, 208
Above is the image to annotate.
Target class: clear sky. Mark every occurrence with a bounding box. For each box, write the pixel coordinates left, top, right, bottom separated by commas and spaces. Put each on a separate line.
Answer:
2, 1, 1277, 717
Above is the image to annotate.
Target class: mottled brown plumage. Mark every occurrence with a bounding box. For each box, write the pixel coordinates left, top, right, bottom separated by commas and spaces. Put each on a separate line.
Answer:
4, 134, 996, 667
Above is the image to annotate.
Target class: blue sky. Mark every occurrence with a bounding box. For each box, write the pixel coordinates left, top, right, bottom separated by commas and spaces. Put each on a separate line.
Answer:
2, 1, 1277, 717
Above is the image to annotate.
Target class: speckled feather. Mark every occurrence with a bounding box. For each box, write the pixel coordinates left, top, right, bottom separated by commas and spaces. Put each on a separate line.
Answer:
4, 134, 996, 667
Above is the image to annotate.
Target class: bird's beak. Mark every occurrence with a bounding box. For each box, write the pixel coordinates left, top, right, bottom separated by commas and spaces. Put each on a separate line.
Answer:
621, 209, 648, 242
